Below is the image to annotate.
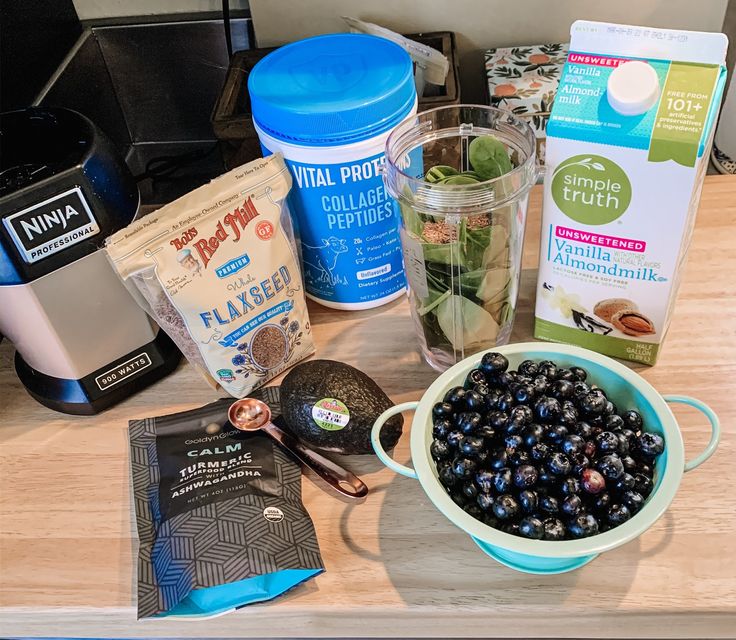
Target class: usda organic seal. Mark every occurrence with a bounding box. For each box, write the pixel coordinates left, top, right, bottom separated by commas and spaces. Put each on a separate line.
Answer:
263, 506, 285, 522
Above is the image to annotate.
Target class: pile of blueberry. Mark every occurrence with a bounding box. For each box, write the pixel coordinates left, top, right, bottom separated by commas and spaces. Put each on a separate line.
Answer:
430, 353, 665, 540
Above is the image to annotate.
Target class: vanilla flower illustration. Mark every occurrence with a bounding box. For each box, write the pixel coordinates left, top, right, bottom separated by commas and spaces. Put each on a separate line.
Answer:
543, 284, 586, 319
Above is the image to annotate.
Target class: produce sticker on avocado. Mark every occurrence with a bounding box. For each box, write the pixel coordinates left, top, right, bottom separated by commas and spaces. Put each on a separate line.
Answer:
312, 398, 350, 431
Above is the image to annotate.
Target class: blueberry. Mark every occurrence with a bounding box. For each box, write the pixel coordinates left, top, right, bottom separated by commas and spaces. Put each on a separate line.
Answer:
497, 392, 515, 413
560, 477, 581, 496
475, 470, 495, 493
568, 513, 599, 538
518, 360, 539, 376
462, 481, 479, 499
432, 419, 452, 440
562, 434, 585, 456
457, 411, 484, 435
487, 410, 509, 430
443, 386, 467, 408
500, 522, 520, 536
605, 414, 625, 431
535, 396, 562, 423
638, 432, 665, 457
480, 352, 509, 375
561, 494, 583, 516
537, 360, 557, 379
622, 490, 645, 513
452, 456, 477, 480
621, 455, 637, 473
513, 383, 536, 404
518, 423, 542, 448
493, 468, 513, 493
488, 448, 508, 470
475, 424, 497, 443
508, 449, 532, 467
513, 464, 539, 489
465, 369, 486, 388
622, 409, 643, 430
596, 431, 620, 454
519, 516, 545, 539
485, 388, 503, 411
430, 439, 452, 461
581, 468, 607, 494
509, 405, 534, 426
617, 433, 631, 455
569, 366, 588, 382
537, 470, 556, 486
573, 421, 594, 439
556, 368, 576, 382
446, 430, 464, 449
634, 473, 653, 497
638, 462, 653, 477
438, 462, 456, 487
580, 390, 607, 416
571, 453, 590, 477
475, 449, 491, 466
607, 503, 631, 525
464, 390, 486, 412
543, 517, 567, 540
481, 513, 499, 527
603, 401, 617, 416
433, 401, 454, 420
505, 434, 523, 451
545, 424, 568, 443
530, 442, 550, 462
594, 491, 611, 511
550, 379, 574, 400
532, 375, 550, 396
546, 452, 572, 476
583, 440, 597, 459
518, 489, 539, 513
613, 473, 636, 493
496, 370, 516, 388
459, 435, 485, 458
572, 381, 591, 400
540, 495, 560, 514
597, 454, 625, 480
477, 492, 495, 511
492, 494, 520, 520
558, 408, 578, 428
473, 382, 491, 399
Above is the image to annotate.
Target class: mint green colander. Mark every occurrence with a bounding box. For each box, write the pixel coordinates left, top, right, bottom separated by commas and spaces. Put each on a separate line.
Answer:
372, 343, 719, 574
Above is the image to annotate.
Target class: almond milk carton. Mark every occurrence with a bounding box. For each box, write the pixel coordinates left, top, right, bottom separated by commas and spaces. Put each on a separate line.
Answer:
534, 21, 728, 364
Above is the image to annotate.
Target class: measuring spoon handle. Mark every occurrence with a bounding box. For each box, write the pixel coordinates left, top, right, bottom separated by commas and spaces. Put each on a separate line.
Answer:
263, 422, 369, 499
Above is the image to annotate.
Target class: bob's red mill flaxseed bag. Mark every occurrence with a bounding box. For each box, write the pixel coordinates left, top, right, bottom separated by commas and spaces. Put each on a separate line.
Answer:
106, 155, 314, 397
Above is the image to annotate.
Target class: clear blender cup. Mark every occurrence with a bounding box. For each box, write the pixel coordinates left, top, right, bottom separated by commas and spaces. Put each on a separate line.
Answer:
384, 105, 537, 371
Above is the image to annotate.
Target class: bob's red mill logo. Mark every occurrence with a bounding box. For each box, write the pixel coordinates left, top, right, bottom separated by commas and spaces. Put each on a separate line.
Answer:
169, 198, 260, 268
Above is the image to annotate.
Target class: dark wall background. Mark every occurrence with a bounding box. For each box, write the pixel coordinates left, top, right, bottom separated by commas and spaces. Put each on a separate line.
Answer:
1, 0, 83, 111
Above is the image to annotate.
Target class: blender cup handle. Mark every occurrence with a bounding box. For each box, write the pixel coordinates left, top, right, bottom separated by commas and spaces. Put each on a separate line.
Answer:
664, 395, 720, 472
372, 402, 419, 479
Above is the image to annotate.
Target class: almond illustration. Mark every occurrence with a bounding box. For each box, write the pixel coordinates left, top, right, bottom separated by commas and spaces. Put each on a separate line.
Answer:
611, 310, 656, 336
594, 298, 638, 323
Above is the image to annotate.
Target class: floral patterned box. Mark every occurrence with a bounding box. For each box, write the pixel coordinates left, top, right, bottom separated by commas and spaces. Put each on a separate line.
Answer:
485, 43, 569, 166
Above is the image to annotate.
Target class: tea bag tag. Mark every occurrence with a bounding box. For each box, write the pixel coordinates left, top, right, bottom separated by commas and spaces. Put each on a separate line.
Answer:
607, 61, 660, 116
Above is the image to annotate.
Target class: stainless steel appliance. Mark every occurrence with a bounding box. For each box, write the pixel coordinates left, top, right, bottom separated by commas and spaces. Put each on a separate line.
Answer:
0, 107, 180, 414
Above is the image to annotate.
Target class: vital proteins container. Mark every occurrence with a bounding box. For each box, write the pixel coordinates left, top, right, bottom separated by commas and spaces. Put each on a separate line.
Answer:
248, 33, 417, 310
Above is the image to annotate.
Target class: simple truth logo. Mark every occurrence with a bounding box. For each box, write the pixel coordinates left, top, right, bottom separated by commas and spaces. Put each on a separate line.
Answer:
551, 155, 632, 225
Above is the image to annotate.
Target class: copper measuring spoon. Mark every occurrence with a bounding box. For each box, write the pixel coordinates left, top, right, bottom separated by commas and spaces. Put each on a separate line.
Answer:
228, 398, 369, 500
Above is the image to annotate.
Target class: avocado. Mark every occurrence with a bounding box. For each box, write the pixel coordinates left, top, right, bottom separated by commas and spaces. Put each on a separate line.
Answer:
280, 360, 403, 455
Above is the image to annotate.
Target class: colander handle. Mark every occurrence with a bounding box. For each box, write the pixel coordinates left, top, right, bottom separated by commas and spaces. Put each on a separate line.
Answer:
664, 395, 721, 472
371, 402, 419, 479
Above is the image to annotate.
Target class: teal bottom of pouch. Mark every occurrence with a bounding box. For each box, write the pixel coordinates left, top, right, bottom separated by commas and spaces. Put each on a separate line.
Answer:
156, 568, 324, 619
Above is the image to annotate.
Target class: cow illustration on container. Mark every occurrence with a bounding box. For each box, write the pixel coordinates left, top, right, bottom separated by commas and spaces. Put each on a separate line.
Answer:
302, 236, 348, 286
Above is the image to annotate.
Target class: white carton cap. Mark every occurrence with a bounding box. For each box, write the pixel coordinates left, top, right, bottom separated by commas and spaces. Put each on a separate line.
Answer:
607, 61, 660, 116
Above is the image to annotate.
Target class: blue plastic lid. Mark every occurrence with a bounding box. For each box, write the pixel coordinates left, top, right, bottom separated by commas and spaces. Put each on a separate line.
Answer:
248, 33, 416, 146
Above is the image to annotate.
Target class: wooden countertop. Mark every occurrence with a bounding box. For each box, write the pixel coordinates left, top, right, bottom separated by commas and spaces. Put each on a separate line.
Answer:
1, 176, 735, 638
